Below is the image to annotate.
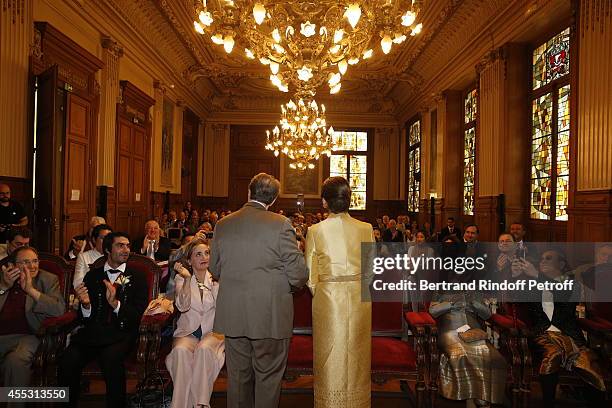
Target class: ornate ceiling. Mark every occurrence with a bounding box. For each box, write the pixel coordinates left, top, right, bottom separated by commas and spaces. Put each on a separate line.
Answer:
108, 0, 558, 121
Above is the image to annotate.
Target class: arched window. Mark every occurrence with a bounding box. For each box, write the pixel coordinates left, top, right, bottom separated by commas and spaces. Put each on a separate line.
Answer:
407, 119, 421, 212
530, 28, 571, 221
329, 130, 368, 210
463, 88, 477, 215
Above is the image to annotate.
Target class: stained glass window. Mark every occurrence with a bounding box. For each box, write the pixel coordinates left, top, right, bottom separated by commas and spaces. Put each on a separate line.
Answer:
530, 28, 571, 221
407, 120, 421, 212
463, 89, 477, 215
329, 130, 368, 210
533, 28, 570, 90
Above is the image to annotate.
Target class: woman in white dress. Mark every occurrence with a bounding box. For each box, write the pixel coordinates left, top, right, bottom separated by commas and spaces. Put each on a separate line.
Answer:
166, 238, 224, 408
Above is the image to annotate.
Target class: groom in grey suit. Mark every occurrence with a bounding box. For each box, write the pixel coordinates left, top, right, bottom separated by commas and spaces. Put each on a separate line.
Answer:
210, 172, 308, 408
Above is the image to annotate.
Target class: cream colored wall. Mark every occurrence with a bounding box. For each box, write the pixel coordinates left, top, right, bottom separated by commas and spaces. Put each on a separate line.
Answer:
0, 1, 32, 178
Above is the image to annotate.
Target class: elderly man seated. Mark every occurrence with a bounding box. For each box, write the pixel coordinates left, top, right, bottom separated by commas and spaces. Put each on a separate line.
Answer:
0, 246, 65, 387
133, 220, 172, 262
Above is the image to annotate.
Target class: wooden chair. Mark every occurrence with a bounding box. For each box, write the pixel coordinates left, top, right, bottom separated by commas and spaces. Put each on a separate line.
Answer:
45, 253, 162, 388
491, 302, 612, 408
406, 301, 526, 408
0, 252, 74, 386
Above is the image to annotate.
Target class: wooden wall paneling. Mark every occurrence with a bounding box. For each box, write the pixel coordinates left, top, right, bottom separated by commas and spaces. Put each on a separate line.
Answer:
475, 196, 501, 242
115, 81, 154, 239
440, 91, 463, 225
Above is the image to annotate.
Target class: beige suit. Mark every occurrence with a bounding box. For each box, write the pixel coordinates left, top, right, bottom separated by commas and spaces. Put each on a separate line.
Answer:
0, 269, 65, 389
306, 212, 374, 408
166, 272, 224, 408
209, 201, 308, 408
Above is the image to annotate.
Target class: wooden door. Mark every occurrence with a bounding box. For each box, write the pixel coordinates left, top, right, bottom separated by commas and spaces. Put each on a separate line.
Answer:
34, 66, 61, 252
62, 93, 93, 251
115, 117, 149, 239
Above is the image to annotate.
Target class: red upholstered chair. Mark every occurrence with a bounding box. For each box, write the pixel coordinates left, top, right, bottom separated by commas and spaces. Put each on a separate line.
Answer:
285, 287, 314, 380
46, 253, 161, 388
0, 252, 73, 386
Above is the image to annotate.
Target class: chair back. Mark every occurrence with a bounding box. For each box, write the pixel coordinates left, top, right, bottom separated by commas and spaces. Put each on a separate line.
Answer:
293, 287, 312, 333
372, 301, 403, 335
91, 253, 162, 303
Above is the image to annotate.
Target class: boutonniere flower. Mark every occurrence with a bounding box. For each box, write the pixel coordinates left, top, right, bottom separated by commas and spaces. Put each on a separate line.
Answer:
115, 274, 131, 288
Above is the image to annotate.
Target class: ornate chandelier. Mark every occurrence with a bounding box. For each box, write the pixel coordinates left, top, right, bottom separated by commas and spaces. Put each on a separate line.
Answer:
193, 0, 423, 95
265, 98, 334, 170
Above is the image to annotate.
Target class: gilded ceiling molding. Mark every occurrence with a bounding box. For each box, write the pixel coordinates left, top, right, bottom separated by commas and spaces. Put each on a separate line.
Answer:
395, 0, 463, 75
106, 0, 195, 79
155, 0, 210, 66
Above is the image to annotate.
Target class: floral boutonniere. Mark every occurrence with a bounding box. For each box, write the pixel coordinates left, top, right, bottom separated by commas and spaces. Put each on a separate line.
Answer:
115, 274, 131, 288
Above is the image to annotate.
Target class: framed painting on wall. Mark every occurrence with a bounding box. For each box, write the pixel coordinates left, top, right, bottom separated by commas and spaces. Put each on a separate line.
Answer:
161, 97, 174, 186
279, 156, 323, 198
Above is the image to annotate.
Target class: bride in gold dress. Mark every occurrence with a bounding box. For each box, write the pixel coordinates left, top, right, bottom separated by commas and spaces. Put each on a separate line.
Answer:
305, 176, 375, 408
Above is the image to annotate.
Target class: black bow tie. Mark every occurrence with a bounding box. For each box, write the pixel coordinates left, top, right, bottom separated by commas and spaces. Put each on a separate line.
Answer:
108, 269, 122, 275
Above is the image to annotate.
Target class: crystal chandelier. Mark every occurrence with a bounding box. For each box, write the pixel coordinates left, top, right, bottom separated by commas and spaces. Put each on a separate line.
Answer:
265, 98, 334, 170
193, 0, 423, 95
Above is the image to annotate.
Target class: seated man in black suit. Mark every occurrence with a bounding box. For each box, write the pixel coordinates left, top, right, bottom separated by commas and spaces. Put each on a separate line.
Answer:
132, 219, 171, 262
438, 217, 462, 242
59, 232, 149, 407
512, 249, 606, 407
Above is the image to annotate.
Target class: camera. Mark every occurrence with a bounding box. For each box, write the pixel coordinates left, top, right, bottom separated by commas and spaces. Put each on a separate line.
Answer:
205, 232, 214, 239
296, 193, 304, 213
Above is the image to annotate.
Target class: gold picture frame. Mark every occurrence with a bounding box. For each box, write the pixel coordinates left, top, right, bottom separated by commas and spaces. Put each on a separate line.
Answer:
279, 156, 323, 198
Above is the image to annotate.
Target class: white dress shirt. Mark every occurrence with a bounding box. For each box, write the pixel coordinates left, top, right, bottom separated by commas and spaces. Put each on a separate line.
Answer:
81, 262, 125, 318
74, 248, 104, 288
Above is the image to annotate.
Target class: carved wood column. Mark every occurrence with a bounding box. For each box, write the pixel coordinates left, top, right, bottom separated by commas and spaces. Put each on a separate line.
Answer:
0, 0, 32, 178
568, 0, 612, 241
475, 45, 530, 241
98, 36, 123, 186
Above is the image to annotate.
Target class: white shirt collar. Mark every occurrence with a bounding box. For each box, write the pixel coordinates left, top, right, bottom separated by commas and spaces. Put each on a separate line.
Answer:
104, 262, 126, 274
249, 199, 268, 209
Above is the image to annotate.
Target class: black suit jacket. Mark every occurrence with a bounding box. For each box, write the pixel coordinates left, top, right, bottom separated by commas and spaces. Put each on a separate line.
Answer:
439, 226, 462, 242
382, 229, 404, 243
524, 274, 585, 345
133, 236, 172, 262
74, 265, 149, 347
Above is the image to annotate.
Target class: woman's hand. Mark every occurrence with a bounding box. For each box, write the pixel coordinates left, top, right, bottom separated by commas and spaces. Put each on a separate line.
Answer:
174, 262, 191, 278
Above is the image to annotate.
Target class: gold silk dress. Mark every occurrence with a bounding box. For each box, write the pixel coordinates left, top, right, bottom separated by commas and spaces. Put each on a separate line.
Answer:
305, 212, 374, 408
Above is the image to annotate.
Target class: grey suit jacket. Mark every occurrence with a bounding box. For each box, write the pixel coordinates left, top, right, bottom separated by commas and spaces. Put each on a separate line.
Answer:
0, 269, 66, 333
210, 201, 308, 339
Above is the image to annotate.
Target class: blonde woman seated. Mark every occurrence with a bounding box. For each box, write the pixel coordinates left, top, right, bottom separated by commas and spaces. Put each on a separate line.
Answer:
166, 238, 224, 408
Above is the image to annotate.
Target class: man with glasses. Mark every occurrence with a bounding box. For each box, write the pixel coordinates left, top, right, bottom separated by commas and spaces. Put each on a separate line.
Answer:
0, 227, 31, 261
0, 246, 65, 389
0, 184, 28, 243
